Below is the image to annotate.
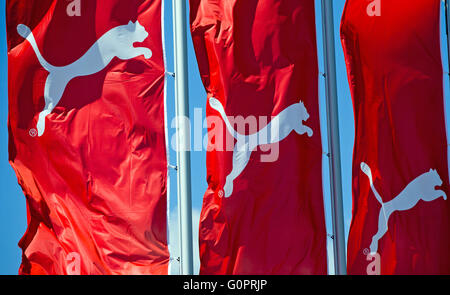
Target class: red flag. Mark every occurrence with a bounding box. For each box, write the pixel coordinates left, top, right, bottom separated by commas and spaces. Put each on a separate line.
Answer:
7, 0, 170, 274
341, 0, 450, 274
190, 0, 327, 274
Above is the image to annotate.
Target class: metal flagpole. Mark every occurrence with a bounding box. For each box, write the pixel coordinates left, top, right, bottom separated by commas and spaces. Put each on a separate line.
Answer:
320, 0, 347, 275
173, 0, 194, 275
446, 0, 450, 78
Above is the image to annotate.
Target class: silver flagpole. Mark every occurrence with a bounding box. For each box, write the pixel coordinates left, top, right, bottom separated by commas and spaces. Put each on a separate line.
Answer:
173, 0, 194, 275
320, 0, 347, 275
446, 0, 450, 78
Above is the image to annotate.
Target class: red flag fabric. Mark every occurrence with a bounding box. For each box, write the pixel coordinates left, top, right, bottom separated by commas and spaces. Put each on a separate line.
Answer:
190, 0, 327, 274
7, 0, 170, 274
341, 0, 450, 274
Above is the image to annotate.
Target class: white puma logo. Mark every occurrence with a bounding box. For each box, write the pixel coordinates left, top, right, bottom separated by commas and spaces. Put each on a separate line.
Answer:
209, 97, 313, 198
360, 162, 447, 254
17, 20, 153, 136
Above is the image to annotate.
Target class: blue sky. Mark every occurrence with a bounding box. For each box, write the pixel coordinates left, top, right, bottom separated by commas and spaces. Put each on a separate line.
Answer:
0, 0, 449, 275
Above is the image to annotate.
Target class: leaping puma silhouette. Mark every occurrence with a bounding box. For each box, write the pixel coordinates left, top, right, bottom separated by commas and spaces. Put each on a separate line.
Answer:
209, 97, 313, 198
17, 21, 153, 136
360, 162, 447, 254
